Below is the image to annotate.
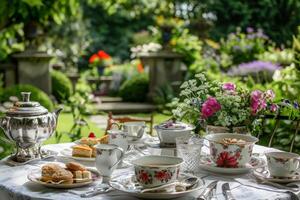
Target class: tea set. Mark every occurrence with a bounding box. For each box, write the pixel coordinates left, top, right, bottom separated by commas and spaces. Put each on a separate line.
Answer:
1, 93, 299, 198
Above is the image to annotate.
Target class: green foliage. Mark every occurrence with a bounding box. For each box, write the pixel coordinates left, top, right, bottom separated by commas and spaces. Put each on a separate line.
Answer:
0, 24, 24, 61
54, 76, 93, 143
81, 1, 155, 62
207, 0, 300, 45
0, 84, 54, 111
258, 48, 294, 67
51, 70, 73, 102
153, 84, 176, 113
272, 65, 300, 101
219, 28, 271, 68
171, 28, 203, 67
119, 73, 149, 102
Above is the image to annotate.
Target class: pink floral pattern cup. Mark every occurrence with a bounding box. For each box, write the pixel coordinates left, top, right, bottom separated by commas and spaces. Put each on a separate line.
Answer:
204, 133, 258, 168
131, 155, 183, 188
266, 152, 300, 178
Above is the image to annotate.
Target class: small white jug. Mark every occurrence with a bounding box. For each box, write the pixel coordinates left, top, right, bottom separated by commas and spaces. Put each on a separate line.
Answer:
95, 144, 124, 182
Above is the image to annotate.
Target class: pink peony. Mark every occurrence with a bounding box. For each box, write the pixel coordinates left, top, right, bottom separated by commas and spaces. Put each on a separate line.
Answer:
270, 104, 278, 112
201, 105, 215, 118
201, 97, 221, 118
222, 83, 236, 91
251, 90, 263, 101
250, 90, 267, 115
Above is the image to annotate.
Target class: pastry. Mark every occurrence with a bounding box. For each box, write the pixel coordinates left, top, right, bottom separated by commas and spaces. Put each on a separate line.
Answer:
82, 171, 92, 180
72, 145, 92, 158
41, 163, 63, 182
66, 162, 86, 172
73, 170, 83, 182
80, 137, 98, 146
91, 146, 96, 157
52, 169, 73, 184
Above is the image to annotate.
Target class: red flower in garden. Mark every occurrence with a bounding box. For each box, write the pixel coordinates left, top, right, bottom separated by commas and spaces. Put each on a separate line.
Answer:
137, 62, 144, 73
89, 54, 99, 63
88, 132, 96, 138
89, 50, 111, 64
97, 50, 111, 60
216, 152, 238, 168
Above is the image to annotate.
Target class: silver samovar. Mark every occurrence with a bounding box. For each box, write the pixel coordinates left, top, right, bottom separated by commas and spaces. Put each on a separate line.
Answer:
0, 92, 62, 162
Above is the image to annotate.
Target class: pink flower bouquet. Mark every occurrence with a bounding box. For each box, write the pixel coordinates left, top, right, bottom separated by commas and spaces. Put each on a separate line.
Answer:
172, 73, 275, 128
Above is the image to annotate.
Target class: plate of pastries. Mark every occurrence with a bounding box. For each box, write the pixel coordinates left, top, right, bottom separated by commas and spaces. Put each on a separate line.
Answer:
61, 134, 109, 161
27, 162, 101, 188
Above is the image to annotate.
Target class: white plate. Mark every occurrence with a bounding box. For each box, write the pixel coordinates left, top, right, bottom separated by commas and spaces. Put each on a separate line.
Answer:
109, 172, 204, 199
199, 155, 266, 175
60, 148, 95, 162
253, 168, 300, 183
27, 167, 101, 189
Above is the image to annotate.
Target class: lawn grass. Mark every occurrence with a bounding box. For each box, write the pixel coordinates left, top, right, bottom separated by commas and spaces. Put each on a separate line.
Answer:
44, 112, 171, 144
44, 113, 103, 144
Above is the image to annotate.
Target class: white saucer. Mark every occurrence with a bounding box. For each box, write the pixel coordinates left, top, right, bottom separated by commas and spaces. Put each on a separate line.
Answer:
199, 155, 266, 174
109, 172, 204, 199
253, 168, 300, 183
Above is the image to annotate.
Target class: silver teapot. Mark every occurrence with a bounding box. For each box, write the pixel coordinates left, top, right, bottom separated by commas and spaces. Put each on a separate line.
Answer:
0, 92, 62, 162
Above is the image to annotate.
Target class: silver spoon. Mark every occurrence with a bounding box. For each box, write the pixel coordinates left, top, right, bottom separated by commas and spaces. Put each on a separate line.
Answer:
141, 177, 199, 193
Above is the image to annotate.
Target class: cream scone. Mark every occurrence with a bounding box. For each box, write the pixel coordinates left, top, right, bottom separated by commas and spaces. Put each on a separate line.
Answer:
41, 163, 63, 182
52, 169, 73, 184
66, 162, 86, 172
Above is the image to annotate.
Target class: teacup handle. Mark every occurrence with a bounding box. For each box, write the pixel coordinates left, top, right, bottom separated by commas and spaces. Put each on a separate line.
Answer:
111, 147, 125, 169
111, 122, 122, 130
137, 125, 147, 138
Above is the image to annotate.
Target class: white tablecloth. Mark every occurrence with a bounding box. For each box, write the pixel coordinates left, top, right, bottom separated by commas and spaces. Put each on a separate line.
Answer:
0, 141, 296, 200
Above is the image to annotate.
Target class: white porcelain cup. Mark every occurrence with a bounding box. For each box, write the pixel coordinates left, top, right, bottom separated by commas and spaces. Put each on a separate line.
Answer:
266, 152, 300, 177
95, 144, 124, 182
204, 133, 258, 167
107, 130, 129, 152
123, 122, 146, 141
131, 155, 183, 188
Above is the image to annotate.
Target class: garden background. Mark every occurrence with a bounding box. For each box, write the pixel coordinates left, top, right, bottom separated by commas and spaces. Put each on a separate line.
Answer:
0, 0, 300, 158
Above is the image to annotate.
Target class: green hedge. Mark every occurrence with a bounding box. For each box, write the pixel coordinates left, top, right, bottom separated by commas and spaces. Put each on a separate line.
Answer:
119, 73, 149, 102
51, 70, 73, 102
0, 84, 54, 111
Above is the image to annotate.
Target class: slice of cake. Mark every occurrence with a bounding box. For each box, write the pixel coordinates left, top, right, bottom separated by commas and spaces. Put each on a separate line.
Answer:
80, 137, 99, 146
91, 146, 96, 158
72, 145, 92, 158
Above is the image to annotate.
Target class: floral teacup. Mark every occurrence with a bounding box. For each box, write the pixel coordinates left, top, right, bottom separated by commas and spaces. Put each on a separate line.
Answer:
266, 152, 300, 178
131, 155, 183, 188
204, 133, 258, 168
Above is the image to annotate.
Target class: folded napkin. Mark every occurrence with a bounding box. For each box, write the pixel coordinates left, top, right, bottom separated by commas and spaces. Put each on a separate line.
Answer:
235, 177, 299, 200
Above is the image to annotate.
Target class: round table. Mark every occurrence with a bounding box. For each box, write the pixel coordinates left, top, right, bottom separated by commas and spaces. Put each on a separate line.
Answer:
0, 141, 295, 200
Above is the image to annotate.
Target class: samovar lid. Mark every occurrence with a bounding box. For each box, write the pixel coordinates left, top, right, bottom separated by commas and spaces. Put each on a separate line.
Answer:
6, 92, 48, 116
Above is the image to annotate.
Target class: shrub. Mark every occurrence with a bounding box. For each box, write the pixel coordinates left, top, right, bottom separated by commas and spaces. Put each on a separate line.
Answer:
51, 70, 73, 102
119, 73, 149, 102
0, 84, 54, 111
